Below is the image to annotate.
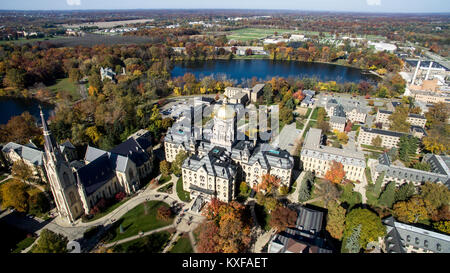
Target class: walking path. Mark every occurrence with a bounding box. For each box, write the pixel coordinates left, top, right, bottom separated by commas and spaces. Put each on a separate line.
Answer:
188, 231, 197, 253
162, 231, 181, 253
102, 225, 175, 249
0, 174, 12, 184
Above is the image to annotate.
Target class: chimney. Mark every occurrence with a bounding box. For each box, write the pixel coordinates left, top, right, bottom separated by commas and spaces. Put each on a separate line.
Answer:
411, 60, 421, 85
425, 62, 433, 81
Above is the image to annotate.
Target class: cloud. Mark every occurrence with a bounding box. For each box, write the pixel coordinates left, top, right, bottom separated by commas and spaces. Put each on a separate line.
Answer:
366, 0, 381, 6
67, 0, 81, 6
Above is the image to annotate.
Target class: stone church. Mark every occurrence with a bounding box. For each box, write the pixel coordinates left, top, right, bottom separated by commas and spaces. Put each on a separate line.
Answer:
40, 110, 153, 224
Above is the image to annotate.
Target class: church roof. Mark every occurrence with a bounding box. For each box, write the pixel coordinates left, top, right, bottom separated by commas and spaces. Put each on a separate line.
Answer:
110, 138, 150, 168
2, 142, 44, 166
76, 154, 115, 196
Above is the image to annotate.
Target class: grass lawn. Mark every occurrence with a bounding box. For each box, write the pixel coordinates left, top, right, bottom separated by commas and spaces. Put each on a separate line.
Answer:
0, 36, 65, 45
0, 179, 50, 219
0, 173, 8, 181
104, 201, 174, 243
302, 120, 317, 138
227, 28, 295, 41
305, 108, 312, 118
157, 182, 173, 193
47, 78, 81, 101
310, 107, 320, 120
289, 181, 297, 194
169, 236, 193, 253
176, 177, 190, 202
158, 175, 171, 185
12, 236, 36, 253
254, 204, 271, 231
112, 231, 171, 253
296, 119, 304, 130
232, 54, 269, 59
83, 197, 129, 223
351, 124, 361, 131
365, 167, 373, 185
0, 220, 33, 253
361, 144, 385, 151
193, 226, 201, 243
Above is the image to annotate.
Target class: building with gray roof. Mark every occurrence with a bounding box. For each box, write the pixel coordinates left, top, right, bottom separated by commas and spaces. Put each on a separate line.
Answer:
382, 216, 450, 253
301, 128, 366, 181
39, 108, 153, 223
368, 153, 450, 188
268, 206, 333, 253
167, 98, 294, 203
2, 141, 47, 182
325, 97, 369, 124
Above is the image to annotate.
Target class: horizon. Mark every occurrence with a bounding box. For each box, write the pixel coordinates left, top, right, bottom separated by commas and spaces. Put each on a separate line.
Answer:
1, 0, 449, 14
0, 8, 449, 16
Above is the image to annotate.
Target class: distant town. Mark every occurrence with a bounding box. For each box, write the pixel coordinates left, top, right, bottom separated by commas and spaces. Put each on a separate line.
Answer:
0, 7, 449, 255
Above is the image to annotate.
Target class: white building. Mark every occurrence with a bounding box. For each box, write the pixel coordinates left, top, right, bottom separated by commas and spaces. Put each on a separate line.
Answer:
301, 128, 366, 182
165, 98, 294, 203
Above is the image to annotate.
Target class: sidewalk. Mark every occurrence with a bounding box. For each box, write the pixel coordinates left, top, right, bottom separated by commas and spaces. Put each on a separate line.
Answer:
102, 225, 175, 249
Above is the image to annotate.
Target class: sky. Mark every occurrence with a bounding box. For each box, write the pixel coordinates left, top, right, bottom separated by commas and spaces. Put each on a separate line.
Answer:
0, 0, 449, 13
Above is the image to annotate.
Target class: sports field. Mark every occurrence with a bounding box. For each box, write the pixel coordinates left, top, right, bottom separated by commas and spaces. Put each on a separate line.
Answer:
227, 28, 296, 41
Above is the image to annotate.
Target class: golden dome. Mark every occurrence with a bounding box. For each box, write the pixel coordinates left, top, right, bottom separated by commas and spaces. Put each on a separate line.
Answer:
216, 98, 235, 120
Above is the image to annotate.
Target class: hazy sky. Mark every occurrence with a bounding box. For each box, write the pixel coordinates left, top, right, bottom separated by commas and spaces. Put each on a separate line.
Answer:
0, 0, 449, 13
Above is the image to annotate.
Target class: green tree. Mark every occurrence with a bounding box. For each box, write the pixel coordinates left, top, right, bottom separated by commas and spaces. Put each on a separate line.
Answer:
264, 197, 279, 213
340, 183, 362, 208
393, 196, 435, 223
343, 208, 386, 250
31, 229, 68, 253
378, 182, 396, 208
68, 68, 82, 83
420, 182, 450, 210
0, 180, 29, 212
411, 161, 431, 171
372, 136, 382, 147
159, 160, 171, 177
398, 135, 418, 162
298, 178, 311, 202
326, 202, 346, 240
343, 224, 361, 253
263, 84, 273, 105
4, 68, 26, 89
171, 150, 188, 176
394, 182, 416, 202
29, 191, 50, 214
313, 179, 342, 207
12, 160, 33, 183
239, 182, 249, 196
433, 221, 450, 235
388, 106, 410, 133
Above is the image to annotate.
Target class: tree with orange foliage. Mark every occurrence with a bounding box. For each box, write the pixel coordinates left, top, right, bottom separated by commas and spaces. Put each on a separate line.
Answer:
257, 173, 281, 194
269, 206, 298, 232
198, 199, 252, 253
325, 160, 346, 184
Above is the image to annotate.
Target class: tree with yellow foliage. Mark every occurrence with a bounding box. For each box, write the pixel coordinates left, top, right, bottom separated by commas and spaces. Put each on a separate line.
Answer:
85, 126, 102, 145
1, 179, 29, 212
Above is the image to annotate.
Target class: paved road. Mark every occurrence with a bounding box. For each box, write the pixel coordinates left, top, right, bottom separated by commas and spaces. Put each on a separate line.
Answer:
1, 173, 205, 252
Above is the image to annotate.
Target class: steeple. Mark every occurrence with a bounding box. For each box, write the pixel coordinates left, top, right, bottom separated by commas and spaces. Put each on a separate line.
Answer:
40, 105, 56, 154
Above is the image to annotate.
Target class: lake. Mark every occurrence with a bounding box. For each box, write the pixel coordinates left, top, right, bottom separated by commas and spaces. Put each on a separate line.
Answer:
0, 97, 54, 125
172, 59, 377, 85
1, 60, 375, 125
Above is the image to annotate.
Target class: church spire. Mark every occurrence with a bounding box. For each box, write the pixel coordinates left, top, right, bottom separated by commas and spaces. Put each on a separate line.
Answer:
40, 106, 57, 155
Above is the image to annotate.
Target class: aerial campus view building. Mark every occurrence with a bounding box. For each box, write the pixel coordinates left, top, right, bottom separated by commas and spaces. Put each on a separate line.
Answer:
0, 2, 449, 259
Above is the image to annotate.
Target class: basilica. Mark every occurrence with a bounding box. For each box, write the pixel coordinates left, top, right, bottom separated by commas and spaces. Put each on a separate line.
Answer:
164, 98, 294, 203
40, 110, 153, 223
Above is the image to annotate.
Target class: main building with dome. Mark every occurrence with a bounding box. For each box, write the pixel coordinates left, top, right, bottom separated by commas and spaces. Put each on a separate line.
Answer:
164, 98, 294, 203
